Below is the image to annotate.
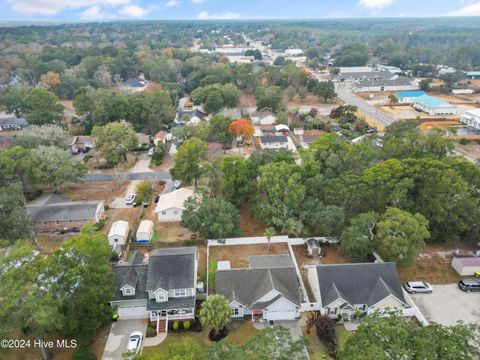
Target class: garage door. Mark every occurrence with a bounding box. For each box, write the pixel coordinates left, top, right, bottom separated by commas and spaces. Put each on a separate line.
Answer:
264, 309, 297, 321
118, 305, 148, 319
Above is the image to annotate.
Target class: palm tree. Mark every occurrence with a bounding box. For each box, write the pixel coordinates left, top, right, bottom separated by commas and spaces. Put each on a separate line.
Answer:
388, 94, 398, 105
264, 227, 275, 252
199, 295, 231, 339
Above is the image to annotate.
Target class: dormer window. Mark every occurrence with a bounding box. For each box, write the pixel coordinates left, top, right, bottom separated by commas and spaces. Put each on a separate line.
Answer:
122, 286, 135, 297
155, 289, 167, 302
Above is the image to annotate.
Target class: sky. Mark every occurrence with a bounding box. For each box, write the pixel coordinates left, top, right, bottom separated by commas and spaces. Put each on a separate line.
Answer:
1, 0, 480, 21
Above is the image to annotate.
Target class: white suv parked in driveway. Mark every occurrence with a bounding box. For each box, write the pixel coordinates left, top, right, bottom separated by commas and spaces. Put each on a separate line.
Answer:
404, 281, 433, 294
126, 331, 143, 357
125, 194, 136, 205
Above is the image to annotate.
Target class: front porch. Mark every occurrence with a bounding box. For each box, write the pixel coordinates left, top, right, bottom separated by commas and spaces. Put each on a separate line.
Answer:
149, 309, 195, 334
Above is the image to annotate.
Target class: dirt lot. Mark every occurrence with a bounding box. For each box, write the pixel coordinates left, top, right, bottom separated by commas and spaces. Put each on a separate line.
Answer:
62, 181, 129, 202
240, 90, 257, 108
355, 110, 385, 132
209, 243, 290, 268
411, 284, 480, 326
398, 242, 475, 285
454, 142, 480, 161
417, 120, 462, 132
287, 93, 341, 107
151, 221, 193, 242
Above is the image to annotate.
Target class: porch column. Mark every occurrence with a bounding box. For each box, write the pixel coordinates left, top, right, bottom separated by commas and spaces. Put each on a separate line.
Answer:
156, 313, 159, 334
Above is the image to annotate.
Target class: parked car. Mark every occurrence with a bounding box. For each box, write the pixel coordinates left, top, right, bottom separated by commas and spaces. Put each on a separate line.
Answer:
404, 281, 433, 294
173, 180, 181, 190
154, 195, 160, 203
126, 331, 143, 357
458, 279, 480, 292
147, 147, 154, 157
125, 194, 136, 205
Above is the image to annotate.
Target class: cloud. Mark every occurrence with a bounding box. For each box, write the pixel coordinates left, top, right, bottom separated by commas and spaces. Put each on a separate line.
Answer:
192, 0, 206, 3
119, 4, 147, 17
197, 11, 240, 20
81, 5, 108, 19
359, 0, 394, 10
165, 0, 180, 7
6, 0, 130, 16
449, 2, 480, 16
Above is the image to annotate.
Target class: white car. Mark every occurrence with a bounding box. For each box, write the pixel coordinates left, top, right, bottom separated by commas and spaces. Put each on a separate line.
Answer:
404, 281, 433, 294
147, 148, 154, 157
126, 331, 143, 356
125, 194, 136, 205
173, 180, 181, 190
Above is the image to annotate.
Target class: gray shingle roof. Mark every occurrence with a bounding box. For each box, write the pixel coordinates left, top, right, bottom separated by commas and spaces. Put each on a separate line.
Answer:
216, 267, 301, 308
260, 135, 288, 144
113, 263, 149, 301
0, 116, 28, 127
248, 254, 294, 269
121, 267, 139, 288
356, 76, 416, 88
147, 296, 196, 311
314, 263, 407, 307
146, 247, 197, 291
26, 201, 102, 222
124, 78, 146, 88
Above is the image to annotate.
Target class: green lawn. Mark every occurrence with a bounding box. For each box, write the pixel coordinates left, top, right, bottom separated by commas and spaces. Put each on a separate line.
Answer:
142, 320, 259, 355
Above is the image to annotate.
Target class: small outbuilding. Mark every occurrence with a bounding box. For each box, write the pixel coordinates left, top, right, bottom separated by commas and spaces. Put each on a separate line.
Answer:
451, 256, 480, 276
136, 220, 154, 243
108, 220, 129, 246
306, 238, 321, 257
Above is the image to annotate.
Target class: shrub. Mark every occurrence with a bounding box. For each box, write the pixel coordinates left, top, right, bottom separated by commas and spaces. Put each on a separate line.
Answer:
183, 321, 191, 330
83, 153, 93, 163
72, 346, 96, 360
173, 321, 179, 330
146, 325, 157, 337
93, 220, 105, 231
315, 315, 338, 356
459, 138, 468, 145
151, 142, 166, 166
136, 181, 153, 204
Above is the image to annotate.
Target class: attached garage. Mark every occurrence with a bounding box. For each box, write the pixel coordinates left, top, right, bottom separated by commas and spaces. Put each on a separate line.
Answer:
452, 256, 480, 276
263, 297, 299, 321
117, 305, 148, 319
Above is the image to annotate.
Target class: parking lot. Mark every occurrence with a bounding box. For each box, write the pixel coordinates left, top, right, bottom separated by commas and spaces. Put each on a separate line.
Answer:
411, 283, 480, 326
102, 319, 147, 360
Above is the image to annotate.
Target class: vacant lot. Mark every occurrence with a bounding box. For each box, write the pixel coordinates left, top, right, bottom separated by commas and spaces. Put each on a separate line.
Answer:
151, 221, 193, 243
411, 284, 480, 326
62, 181, 129, 202
239, 204, 267, 236
398, 242, 474, 285
142, 319, 259, 356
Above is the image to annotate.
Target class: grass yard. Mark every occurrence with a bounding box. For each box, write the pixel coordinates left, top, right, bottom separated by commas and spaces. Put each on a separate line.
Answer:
151, 221, 193, 242
142, 320, 259, 356
62, 181, 129, 202
303, 324, 352, 360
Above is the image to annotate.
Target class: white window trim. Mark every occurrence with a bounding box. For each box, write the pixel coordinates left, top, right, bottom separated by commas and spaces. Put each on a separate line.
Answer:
173, 288, 187, 297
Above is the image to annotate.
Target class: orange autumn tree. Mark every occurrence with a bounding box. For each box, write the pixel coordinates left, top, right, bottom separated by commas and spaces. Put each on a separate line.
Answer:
228, 118, 254, 148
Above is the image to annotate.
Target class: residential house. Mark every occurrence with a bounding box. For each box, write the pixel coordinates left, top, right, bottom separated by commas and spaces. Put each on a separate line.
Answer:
154, 188, 195, 222
108, 220, 129, 246
136, 133, 151, 147
461, 109, 480, 130
154, 131, 167, 146
176, 108, 206, 125
216, 254, 301, 322
0, 114, 28, 131
120, 78, 147, 93
26, 194, 104, 232
307, 263, 409, 321
219, 108, 242, 119
250, 109, 277, 126
395, 91, 426, 104
111, 247, 198, 333
260, 135, 289, 150
412, 95, 458, 115
69, 135, 94, 154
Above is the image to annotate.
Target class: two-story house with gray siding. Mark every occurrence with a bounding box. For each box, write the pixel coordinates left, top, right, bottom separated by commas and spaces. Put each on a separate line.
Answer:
111, 247, 198, 333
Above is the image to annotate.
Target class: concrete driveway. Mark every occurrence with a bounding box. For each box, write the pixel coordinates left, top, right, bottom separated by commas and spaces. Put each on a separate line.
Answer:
102, 319, 147, 360
411, 283, 480, 326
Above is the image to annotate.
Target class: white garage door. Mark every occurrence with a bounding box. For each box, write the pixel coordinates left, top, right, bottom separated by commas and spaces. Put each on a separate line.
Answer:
264, 309, 297, 321
118, 305, 148, 319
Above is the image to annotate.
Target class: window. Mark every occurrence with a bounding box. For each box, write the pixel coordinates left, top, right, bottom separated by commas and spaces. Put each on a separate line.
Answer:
174, 289, 187, 297
162, 211, 166, 215
231, 308, 239, 316
156, 292, 166, 302
123, 287, 133, 296
328, 307, 337, 315
173, 210, 178, 215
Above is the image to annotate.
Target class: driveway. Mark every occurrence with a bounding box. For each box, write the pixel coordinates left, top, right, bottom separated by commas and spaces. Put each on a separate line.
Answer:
410, 283, 480, 326
102, 319, 147, 360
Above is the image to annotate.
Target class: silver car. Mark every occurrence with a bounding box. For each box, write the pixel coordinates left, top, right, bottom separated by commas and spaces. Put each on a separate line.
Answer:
404, 281, 433, 294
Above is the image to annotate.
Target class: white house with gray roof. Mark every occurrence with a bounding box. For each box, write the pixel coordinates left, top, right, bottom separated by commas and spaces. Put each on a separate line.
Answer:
215, 254, 302, 322
307, 263, 409, 321
111, 247, 198, 333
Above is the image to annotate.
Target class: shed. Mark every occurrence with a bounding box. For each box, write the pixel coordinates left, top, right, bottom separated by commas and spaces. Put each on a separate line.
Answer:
108, 220, 129, 246
136, 220, 154, 243
451, 256, 480, 276
306, 238, 321, 257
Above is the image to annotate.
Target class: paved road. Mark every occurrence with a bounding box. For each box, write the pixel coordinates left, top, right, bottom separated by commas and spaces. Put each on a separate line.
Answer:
336, 85, 397, 127
78, 171, 171, 182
